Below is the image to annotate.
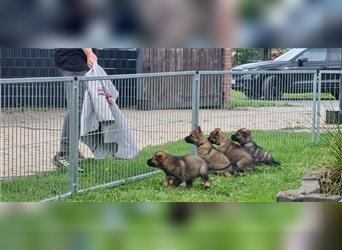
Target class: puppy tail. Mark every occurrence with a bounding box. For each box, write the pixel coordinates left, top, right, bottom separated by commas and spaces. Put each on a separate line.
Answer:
208, 163, 243, 175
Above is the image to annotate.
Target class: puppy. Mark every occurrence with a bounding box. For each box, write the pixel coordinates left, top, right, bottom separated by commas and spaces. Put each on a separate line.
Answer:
184, 126, 242, 176
231, 128, 280, 166
147, 151, 210, 189
208, 128, 256, 171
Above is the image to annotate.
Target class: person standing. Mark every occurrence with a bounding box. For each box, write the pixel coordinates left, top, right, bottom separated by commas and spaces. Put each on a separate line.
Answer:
52, 48, 97, 171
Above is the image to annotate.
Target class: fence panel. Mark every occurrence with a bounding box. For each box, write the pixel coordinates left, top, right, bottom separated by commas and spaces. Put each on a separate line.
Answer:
198, 70, 318, 163
72, 73, 196, 195
0, 77, 73, 201
1, 70, 327, 201
317, 71, 342, 140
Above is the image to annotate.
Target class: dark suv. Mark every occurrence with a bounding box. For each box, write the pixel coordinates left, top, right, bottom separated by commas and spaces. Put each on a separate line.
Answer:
232, 48, 342, 100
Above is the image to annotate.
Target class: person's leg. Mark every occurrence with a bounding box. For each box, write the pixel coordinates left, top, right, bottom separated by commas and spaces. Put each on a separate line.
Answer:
53, 69, 87, 168
59, 70, 87, 155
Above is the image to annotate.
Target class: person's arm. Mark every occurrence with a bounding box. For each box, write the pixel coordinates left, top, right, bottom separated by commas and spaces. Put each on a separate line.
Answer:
83, 48, 113, 104
82, 48, 97, 69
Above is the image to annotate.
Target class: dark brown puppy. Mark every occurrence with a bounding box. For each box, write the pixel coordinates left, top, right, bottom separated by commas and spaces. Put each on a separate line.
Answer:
231, 128, 280, 166
184, 126, 242, 176
147, 151, 210, 189
208, 128, 255, 171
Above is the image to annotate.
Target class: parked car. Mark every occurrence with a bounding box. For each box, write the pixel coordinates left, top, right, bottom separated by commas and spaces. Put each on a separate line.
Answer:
232, 48, 342, 100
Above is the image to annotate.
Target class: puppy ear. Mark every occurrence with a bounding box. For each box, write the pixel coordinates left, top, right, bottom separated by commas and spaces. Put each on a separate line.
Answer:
240, 128, 251, 137
197, 126, 202, 133
156, 151, 166, 160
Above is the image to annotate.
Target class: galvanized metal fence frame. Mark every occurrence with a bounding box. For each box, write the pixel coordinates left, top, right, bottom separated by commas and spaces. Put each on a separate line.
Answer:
45, 71, 198, 201
69, 69, 322, 200
1, 69, 339, 201
316, 70, 342, 142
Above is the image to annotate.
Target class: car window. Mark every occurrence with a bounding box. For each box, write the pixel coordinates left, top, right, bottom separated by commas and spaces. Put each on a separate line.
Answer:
274, 48, 306, 62
300, 48, 327, 62
327, 48, 342, 61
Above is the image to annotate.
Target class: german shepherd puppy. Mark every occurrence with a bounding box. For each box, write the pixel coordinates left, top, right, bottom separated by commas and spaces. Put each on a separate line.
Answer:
184, 126, 242, 176
208, 128, 256, 171
147, 151, 210, 189
231, 128, 280, 166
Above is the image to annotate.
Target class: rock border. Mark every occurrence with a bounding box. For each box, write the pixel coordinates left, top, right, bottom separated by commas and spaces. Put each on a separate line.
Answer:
276, 170, 342, 202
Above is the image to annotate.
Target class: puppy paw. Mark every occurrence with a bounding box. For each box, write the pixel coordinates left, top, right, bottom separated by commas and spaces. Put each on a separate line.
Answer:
163, 176, 171, 188
223, 172, 232, 177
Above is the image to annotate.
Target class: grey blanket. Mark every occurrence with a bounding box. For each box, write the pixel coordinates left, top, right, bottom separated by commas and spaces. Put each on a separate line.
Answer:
80, 64, 139, 159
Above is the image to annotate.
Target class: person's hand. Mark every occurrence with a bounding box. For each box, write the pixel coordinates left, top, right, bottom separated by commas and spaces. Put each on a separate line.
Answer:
86, 53, 97, 69
82, 48, 97, 69
105, 93, 114, 105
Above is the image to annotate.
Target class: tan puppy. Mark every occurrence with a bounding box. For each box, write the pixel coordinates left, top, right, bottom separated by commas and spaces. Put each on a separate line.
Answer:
231, 128, 280, 166
184, 126, 242, 176
208, 128, 256, 171
147, 151, 210, 189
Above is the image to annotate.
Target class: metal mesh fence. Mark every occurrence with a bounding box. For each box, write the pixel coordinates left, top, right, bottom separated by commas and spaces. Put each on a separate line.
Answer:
0, 73, 196, 201
198, 71, 318, 148
0, 77, 73, 201
317, 71, 342, 141
1, 70, 340, 201
76, 73, 195, 194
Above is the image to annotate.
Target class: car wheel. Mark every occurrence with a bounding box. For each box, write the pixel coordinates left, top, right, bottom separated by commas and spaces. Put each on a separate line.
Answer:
262, 76, 283, 100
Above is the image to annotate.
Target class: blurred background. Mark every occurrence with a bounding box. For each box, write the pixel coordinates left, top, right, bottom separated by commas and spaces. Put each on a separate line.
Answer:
0, 0, 341, 47
0, 203, 341, 250
1, 1, 342, 249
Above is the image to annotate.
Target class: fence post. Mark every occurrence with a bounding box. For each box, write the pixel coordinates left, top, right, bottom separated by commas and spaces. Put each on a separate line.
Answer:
192, 71, 200, 154
69, 77, 80, 194
312, 71, 321, 143
316, 72, 322, 142
312, 72, 318, 142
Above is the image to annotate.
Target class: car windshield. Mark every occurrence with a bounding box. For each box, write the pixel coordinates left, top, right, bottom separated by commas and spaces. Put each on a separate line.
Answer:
274, 48, 306, 62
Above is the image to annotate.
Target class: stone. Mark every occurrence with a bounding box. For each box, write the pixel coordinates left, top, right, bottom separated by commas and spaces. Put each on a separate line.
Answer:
301, 193, 342, 202
276, 190, 304, 202
302, 170, 324, 180
277, 170, 342, 202
276, 190, 342, 202
299, 180, 321, 194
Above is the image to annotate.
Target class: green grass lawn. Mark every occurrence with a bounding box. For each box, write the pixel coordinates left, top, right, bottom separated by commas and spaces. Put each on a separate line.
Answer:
71, 131, 329, 202
0, 131, 330, 202
282, 92, 335, 100
231, 90, 295, 108
231, 91, 335, 109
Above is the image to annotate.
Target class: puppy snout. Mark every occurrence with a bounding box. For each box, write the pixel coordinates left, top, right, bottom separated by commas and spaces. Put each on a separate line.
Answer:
147, 158, 154, 167
184, 136, 193, 143
207, 137, 215, 144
